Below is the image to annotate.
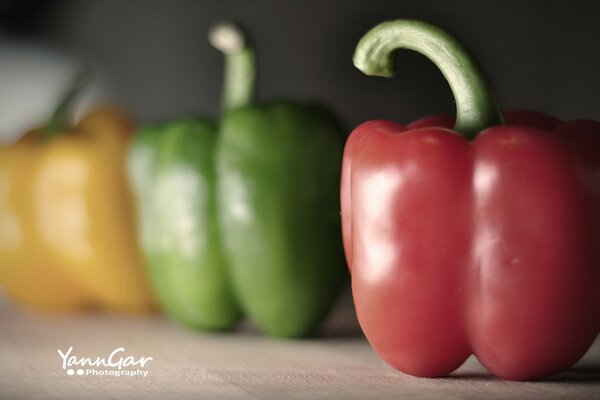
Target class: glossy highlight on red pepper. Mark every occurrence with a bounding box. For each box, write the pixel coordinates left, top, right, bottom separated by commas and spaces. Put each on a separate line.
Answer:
342, 20, 600, 380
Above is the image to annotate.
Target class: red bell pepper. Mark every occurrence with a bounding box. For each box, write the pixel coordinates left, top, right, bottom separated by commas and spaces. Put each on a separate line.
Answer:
342, 19, 600, 380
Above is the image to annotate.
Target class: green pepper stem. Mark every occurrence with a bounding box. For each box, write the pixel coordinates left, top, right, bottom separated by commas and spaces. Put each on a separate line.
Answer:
44, 67, 89, 138
209, 21, 256, 113
353, 20, 504, 139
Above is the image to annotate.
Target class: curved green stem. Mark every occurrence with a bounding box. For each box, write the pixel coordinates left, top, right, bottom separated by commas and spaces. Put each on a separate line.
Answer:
44, 67, 89, 138
353, 20, 504, 139
209, 21, 256, 113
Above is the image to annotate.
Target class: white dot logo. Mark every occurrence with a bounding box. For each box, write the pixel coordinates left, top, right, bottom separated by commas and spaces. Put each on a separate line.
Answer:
66, 369, 74, 376
77, 369, 85, 376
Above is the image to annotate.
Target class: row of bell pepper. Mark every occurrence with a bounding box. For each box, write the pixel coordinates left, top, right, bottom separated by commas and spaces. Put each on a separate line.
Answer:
1, 19, 599, 380
0, 22, 346, 339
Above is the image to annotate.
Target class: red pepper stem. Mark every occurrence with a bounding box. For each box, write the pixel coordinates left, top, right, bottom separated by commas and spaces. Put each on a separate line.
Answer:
209, 21, 256, 114
353, 20, 504, 139
44, 67, 89, 138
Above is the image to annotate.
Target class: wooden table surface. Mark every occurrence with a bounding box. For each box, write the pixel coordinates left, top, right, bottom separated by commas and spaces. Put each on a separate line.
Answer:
1, 292, 599, 400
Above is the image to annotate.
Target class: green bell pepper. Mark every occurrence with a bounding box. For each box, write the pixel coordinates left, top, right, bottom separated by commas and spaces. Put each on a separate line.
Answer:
128, 21, 345, 337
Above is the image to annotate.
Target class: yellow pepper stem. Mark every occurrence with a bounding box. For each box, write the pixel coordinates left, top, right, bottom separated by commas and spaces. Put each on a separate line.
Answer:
44, 67, 90, 138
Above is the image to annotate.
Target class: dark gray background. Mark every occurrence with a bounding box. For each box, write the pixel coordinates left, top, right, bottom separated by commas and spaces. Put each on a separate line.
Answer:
2, 0, 600, 130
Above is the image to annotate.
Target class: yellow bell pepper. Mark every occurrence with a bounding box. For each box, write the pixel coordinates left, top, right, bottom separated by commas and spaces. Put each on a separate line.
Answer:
0, 80, 154, 312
